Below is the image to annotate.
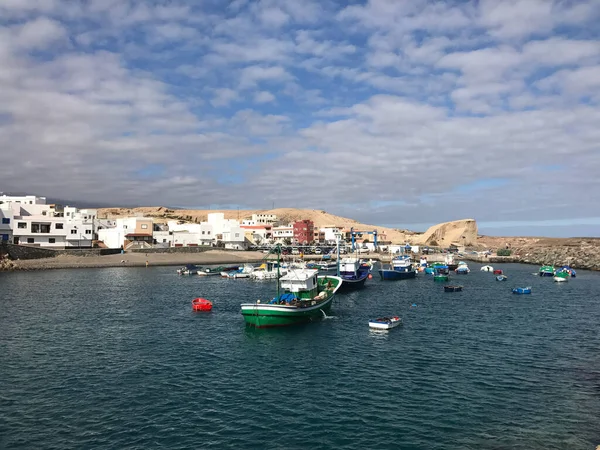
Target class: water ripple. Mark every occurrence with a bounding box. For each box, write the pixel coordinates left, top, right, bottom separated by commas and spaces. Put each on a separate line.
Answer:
1, 264, 600, 449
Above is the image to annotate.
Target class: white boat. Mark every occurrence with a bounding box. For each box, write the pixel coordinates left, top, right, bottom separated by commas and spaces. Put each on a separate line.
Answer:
553, 274, 569, 282
223, 264, 255, 279
455, 261, 470, 274
480, 265, 494, 272
369, 316, 402, 330
250, 262, 288, 280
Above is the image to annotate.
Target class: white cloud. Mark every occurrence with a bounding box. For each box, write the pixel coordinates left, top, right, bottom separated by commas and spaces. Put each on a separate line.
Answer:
0, 0, 599, 232
239, 65, 293, 88
211, 88, 239, 107
254, 91, 276, 103
14, 17, 67, 50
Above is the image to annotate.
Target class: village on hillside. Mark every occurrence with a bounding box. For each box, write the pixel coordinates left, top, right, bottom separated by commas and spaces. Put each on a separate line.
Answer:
0, 194, 478, 253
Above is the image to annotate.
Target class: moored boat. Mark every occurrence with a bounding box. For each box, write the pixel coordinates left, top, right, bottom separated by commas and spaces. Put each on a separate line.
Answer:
455, 262, 470, 274
444, 285, 463, 292
378, 255, 417, 280
250, 262, 288, 280
556, 265, 576, 277
480, 265, 494, 272
337, 257, 370, 292
444, 253, 458, 271
433, 265, 449, 281
198, 265, 239, 276
553, 271, 569, 282
493, 269, 503, 275
241, 247, 342, 328
496, 275, 508, 281
192, 298, 212, 311
512, 286, 532, 294
178, 264, 200, 275
539, 265, 555, 277
368, 316, 402, 330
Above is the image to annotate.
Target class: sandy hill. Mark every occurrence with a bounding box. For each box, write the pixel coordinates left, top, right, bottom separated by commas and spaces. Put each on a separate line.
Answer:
97, 206, 478, 247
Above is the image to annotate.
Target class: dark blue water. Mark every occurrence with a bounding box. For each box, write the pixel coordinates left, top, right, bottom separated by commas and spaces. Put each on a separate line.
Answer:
1, 263, 599, 449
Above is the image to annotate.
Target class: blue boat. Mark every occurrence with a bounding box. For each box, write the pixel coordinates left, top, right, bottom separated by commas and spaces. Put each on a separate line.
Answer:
378, 255, 416, 280
512, 286, 532, 295
336, 257, 370, 292
496, 275, 508, 281
557, 265, 576, 277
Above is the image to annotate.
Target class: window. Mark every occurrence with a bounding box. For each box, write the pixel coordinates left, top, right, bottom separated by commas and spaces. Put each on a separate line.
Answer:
1, 234, 8, 241
42, 211, 47, 216
18, 222, 27, 229
71, 230, 77, 234
207, 231, 210, 235
56, 223, 63, 229
85, 230, 91, 235
49, 238, 55, 244
27, 238, 34, 243
141, 224, 148, 229
1, 218, 9, 224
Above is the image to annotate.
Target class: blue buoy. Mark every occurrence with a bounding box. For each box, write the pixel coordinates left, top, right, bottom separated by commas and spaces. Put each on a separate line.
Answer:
411, 303, 417, 307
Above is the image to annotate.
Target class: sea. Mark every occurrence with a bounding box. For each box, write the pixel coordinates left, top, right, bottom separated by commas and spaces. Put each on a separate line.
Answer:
1, 263, 599, 450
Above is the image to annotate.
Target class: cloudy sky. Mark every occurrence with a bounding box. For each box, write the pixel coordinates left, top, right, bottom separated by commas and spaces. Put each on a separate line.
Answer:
1, 0, 599, 236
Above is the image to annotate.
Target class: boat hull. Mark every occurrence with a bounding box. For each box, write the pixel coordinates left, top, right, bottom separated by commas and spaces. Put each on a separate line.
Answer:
553, 276, 568, 282
241, 296, 334, 328
434, 275, 449, 282
378, 269, 416, 281
338, 274, 368, 292
539, 272, 554, 277
369, 318, 402, 330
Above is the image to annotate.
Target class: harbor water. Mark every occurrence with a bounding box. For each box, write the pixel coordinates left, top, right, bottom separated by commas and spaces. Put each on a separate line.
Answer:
1, 263, 599, 449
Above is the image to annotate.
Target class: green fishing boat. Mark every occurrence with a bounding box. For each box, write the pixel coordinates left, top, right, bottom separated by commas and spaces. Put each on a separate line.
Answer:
434, 274, 449, 282
241, 246, 342, 328
539, 265, 555, 277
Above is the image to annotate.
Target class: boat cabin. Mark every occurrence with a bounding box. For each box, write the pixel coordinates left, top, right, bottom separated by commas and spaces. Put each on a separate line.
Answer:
279, 269, 319, 293
339, 258, 360, 275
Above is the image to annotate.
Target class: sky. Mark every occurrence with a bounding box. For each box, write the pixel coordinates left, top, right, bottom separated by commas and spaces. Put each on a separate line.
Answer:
1, 0, 599, 237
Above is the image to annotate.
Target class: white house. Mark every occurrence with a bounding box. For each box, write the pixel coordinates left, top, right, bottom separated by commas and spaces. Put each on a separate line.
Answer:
0, 203, 14, 243
272, 224, 294, 242
240, 225, 272, 245
97, 217, 153, 249
251, 213, 277, 225
320, 226, 343, 244
4, 201, 95, 248
167, 221, 214, 246
0, 194, 46, 205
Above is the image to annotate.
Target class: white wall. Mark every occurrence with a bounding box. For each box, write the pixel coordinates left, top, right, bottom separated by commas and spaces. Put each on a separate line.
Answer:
0, 195, 46, 205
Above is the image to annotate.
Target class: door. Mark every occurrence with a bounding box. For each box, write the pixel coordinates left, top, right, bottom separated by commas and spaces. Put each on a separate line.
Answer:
13, 236, 19, 244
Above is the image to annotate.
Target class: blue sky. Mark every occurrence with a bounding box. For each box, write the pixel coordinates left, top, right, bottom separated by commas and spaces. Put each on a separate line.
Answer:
1, 0, 599, 237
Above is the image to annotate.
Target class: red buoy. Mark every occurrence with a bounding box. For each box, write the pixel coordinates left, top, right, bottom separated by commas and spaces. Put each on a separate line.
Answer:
368, 273, 373, 279
192, 298, 212, 312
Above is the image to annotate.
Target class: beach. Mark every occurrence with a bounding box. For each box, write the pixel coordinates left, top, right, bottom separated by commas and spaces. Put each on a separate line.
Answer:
11, 250, 269, 270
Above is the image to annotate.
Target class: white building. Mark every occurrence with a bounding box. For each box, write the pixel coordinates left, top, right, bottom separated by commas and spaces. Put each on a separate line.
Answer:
272, 224, 294, 242
207, 213, 246, 249
251, 213, 277, 225
240, 225, 272, 245
0, 194, 46, 205
0, 198, 96, 248
166, 221, 214, 246
320, 226, 343, 244
0, 203, 14, 243
97, 217, 153, 249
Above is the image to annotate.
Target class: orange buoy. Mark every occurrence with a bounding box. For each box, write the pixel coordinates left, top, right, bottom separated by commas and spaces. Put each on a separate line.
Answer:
368, 273, 373, 279
192, 298, 212, 312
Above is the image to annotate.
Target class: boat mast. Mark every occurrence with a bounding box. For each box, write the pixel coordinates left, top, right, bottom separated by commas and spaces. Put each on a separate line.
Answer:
336, 232, 341, 276
276, 243, 281, 300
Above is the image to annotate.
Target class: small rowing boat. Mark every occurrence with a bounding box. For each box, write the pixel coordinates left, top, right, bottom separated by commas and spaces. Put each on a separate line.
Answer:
369, 316, 402, 330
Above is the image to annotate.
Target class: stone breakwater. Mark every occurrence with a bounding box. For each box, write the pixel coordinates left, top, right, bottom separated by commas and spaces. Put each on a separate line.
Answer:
464, 241, 600, 271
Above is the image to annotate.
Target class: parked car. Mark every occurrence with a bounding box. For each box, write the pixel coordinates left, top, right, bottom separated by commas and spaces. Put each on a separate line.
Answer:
291, 248, 300, 255
314, 248, 322, 254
